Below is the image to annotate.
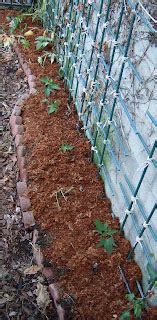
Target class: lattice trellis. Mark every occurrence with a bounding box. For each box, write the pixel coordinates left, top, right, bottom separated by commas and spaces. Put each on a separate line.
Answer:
43, 0, 157, 301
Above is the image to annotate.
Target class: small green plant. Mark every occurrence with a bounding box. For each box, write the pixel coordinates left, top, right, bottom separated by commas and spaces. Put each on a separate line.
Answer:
9, 15, 23, 33
38, 52, 55, 66
60, 144, 74, 152
48, 100, 60, 114
95, 219, 117, 255
41, 76, 60, 97
19, 37, 30, 49
35, 33, 54, 50
120, 294, 146, 319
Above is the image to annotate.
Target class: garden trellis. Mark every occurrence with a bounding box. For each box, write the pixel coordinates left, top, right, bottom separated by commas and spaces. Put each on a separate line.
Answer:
43, 0, 157, 302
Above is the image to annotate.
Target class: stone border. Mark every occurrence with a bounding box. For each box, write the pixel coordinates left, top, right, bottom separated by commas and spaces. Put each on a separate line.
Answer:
10, 40, 65, 320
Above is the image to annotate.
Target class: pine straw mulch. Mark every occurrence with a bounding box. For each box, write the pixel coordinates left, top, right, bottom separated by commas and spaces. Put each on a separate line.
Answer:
1, 10, 156, 320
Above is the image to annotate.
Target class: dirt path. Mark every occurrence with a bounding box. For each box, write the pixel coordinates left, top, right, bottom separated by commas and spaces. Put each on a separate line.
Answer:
0, 43, 58, 320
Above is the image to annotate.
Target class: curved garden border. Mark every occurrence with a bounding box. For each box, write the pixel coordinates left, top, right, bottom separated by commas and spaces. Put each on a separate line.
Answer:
10, 40, 65, 320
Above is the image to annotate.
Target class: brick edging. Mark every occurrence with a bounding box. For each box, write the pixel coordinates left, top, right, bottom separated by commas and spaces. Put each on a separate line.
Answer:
10, 41, 65, 320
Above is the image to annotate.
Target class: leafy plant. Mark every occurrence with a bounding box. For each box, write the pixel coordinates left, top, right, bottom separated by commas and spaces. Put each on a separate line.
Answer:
48, 100, 60, 114
31, 6, 45, 22
38, 52, 55, 66
19, 37, 30, 49
41, 77, 60, 97
9, 15, 23, 33
60, 144, 74, 152
95, 219, 117, 255
120, 294, 146, 319
35, 33, 54, 50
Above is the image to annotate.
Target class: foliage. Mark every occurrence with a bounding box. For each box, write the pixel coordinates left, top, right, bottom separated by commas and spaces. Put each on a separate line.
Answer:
95, 219, 117, 255
59, 68, 65, 80
38, 52, 55, 66
41, 77, 60, 97
120, 294, 146, 319
9, 15, 23, 33
60, 144, 74, 152
48, 100, 60, 114
19, 37, 30, 49
147, 262, 157, 287
35, 33, 54, 50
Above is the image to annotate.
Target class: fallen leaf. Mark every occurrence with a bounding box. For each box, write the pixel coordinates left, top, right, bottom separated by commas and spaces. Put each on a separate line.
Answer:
34, 283, 51, 310
24, 30, 34, 37
24, 265, 42, 275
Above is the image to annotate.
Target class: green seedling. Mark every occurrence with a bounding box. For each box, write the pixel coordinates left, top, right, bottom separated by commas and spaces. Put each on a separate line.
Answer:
60, 144, 74, 153
41, 76, 60, 97
38, 52, 55, 67
9, 15, 23, 33
19, 37, 30, 49
48, 100, 60, 114
120, 294, 146, 319
95, 219, 117, 255
35, 33, 54, 50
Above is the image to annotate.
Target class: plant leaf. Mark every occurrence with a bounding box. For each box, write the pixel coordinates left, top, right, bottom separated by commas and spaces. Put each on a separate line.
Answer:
35, 36, 53, 50
126, 293, 135, 302
119, 310, 131, 320
38, 56, 43, 65
41, 76, 49, 84
60, 144, 74, 152
44, 86, 51, 97
96, 237, 115, 255
147, 263, 156, 282
48, 101, 60, 114
49, 81, 60, 90
20, 38, 30, 49
103, 237, 115, 255
50, 53, 55, 64
133, 302, 143, 318
95, 219, 107, 234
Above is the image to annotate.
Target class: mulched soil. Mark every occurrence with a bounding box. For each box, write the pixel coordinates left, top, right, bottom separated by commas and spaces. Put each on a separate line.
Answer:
1, 10, 156, 319
0, 16, 58, 320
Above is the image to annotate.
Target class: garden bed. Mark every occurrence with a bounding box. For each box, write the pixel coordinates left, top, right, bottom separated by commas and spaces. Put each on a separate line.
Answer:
1, 10, 156, 319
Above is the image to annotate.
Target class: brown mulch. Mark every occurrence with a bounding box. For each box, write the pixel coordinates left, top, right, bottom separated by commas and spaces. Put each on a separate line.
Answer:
1, 10, 156, 319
